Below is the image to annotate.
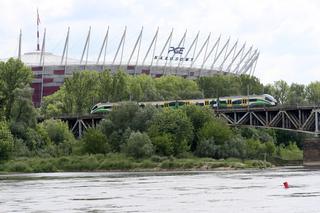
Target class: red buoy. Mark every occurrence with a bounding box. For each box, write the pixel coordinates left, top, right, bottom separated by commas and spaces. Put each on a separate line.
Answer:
283, 181, 289, 189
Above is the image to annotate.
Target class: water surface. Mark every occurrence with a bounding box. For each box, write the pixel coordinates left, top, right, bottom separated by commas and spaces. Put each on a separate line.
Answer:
0, 167, 319, 212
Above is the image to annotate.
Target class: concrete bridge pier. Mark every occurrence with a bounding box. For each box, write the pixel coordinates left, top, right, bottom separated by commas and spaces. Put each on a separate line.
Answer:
303, 136, 320, 166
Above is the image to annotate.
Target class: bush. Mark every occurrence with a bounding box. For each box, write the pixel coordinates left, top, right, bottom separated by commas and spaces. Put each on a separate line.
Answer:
245, 138, 264, 159
124, 132, 153, 158
198, 119, 232, 144
148, 109, 193, 156
277, 142, 302, 160
0, 121, 14, 160
151, 133, 174, 156
81, 128, 110, 154
38, 119, 75, 145
194, 138, 218, 158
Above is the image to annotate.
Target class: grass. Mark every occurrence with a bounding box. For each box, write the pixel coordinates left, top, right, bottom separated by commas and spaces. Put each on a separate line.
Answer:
0, 153, 273, 173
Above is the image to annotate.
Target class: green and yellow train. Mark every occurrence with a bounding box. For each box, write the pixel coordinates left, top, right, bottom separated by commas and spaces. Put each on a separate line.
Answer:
90, 94, 277, 114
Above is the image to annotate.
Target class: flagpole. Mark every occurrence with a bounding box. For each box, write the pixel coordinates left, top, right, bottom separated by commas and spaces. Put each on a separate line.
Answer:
37, 8, 40, 51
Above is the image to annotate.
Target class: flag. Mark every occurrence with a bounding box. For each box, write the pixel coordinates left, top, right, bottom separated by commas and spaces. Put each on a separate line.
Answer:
37, 9, 41, 25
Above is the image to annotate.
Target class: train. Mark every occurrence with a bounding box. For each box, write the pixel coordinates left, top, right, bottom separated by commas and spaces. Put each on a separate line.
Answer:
90, 94, 277, 114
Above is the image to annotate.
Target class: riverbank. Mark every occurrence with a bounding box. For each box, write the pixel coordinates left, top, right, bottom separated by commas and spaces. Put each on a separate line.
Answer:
0, 154, 276, 173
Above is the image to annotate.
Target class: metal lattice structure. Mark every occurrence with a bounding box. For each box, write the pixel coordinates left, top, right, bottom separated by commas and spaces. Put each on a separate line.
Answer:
216, 106, 320, 134
56, 106, 320, 138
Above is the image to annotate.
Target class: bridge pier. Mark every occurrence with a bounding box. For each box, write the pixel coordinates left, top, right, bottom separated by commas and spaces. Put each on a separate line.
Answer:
303, 136, 320, 166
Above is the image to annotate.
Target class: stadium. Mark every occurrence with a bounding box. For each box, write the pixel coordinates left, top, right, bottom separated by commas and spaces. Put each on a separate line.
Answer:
6, 27, 259, 107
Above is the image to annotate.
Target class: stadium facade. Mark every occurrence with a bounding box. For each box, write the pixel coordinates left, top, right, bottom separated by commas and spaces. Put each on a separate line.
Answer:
8, 27, 259, 107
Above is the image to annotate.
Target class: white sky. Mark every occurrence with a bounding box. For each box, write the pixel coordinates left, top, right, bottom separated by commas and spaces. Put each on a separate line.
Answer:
0, 0, 319, 84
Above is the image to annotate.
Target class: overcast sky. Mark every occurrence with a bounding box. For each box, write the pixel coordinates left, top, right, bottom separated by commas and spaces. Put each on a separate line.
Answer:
0, 0, 319, 84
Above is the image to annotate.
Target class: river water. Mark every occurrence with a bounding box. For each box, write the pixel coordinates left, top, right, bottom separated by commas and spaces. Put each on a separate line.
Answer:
0, 167, 319, 212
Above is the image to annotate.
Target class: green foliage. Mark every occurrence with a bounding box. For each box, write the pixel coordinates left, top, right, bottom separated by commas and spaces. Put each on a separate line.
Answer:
183, 105, 214, 150
124, 131, 154, 158
37, 119, 75, 145
63, 71, 99, 114
0, 121, 14, 160
148, 108, 193, 156
197, 74, 263, 98
133, 74, 160, 101
198, 119, 232, 144
277, 142, 303, 160
155, 75, 202, 100
109, 102, 139, 130
40, 90, 65, 118
306, 81, 320, 104
10, 87, 37, 127
271, 80, 289, 104
151, 133, 174, 156
238, 75, 264, 95
0, 58, 33, 119
131, 105, 158, 132
287, 83, 306, 105
244, 138, 276, 159
195, 137, 246, 159
112, 70, 129, 101
97, 70, 113, 102
194, 138, 217, 158
274, 129, 305, 148
81, 128, 110, 154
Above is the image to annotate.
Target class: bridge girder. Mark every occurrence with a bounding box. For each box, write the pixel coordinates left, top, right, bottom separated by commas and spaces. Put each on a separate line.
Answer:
216, 107, 320, 134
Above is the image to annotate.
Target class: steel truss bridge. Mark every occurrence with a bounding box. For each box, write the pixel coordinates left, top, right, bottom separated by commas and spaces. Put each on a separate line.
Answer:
216, 106, 320, 134
57, 106, 320, 138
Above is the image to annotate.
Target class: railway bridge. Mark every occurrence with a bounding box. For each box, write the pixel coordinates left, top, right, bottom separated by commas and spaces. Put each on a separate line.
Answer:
57, 105, 320, 166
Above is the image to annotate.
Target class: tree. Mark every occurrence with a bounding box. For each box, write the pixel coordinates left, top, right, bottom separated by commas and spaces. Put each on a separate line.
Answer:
108, 102, 140, 131
81, 128, 110, 154
0, 121, 14, 160
182, 105, 214, 151
63, 71, 99, 114
238, 74, 264, 95
148, 109, 194, 156
128, 76, 143, 101
0, 58, 33, 119
131, 105, 158, 132
272, 80, 289, 104
287, 83, 306, 105
112, 70, 129, 101
197, 75, 241, 98
11, 87, 37, 128
151, 133, 174, 156
98, 70, 113, 102
306, 81, 320, 105
135, 74, 160, 101
155, 75, 202, 100
40, 89, 65, 117
124, 131, 153, 158
38, 119, 75, 145
198, 119, 232, 144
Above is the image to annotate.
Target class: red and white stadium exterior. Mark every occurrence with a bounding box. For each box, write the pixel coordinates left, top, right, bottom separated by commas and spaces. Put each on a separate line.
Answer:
9, 27, 259, 107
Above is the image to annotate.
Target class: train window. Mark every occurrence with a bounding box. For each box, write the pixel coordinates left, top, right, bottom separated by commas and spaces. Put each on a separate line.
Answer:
210, 100, 217, 105
169, 102, 176, 107
227, 99, 232, 105
196, 103, 204, 106
242, 99, 248, 104
205, 100, 209, 105
219, 101, 226, 104
164, 103, 169, 107
92, 105, 98, 110
265, 96, 273, 102
232, 100, 241, 104
249, 99, 257, 102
